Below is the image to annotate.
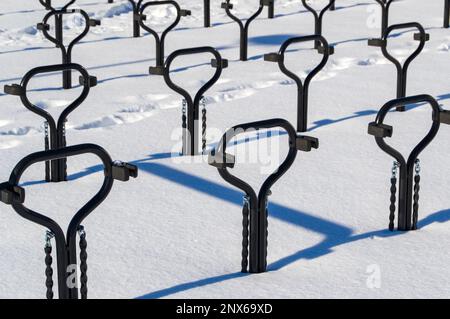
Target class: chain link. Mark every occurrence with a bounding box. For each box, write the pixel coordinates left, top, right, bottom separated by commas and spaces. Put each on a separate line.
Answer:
181, 99, 187, 154
78, 226, 88, 299
201, 97, 207, 154
412, 159, 421, 230
44, 230, 54, 300
389, 162, 399, 231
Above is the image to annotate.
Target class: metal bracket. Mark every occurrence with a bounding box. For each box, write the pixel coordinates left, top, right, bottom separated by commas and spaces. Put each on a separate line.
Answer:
208, 150, 236, 169
0, 183, 25, 205
112, 162, 139, 182
317, 45, 335, 55
4, 84, 25, 96
295, 135, 319, 152
78, 75, 98, 87
368, 122, 393, 138
436, 110, 450, 125
211, 59, 229, 68
263, 53, 281, 62
368, 38, 386, 47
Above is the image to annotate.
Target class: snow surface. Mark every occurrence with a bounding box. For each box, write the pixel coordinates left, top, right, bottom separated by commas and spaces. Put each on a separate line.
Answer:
0, 0, 449, 299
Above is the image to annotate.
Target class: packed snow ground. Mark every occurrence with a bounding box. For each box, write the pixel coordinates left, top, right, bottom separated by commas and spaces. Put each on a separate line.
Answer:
0, 0, 449, 299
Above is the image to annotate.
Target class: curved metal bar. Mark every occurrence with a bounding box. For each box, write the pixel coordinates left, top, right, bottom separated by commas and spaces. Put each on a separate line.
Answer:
301, 0, 335, 49
368, 94, 444, 231
4, 63, 95, 182
211, 118, 318, 273
222, 0, 266, 61
139, 1, 190, 73
264, 35, 331, 132
374, 0, 396, 36
163, 47, 227, 155
39, 9, 100, 89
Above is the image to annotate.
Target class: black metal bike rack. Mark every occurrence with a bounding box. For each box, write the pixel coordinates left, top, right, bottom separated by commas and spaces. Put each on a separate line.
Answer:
445, 0, 450, 28
208, 118, 319, 273
4, 63, 98, 183
221, 0, 274, 61
37, 8, 101, 89
139, 1, 191, 75
264, 35, 333, 133
162, 47, 228, 156
301, 0, 335, 50
368, 95, 450, 231
0, 144, 138, 299
368, 22, 429, 112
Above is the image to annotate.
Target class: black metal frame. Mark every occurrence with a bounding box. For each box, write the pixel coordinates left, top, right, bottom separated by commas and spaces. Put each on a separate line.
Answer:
0, 144, 138, 299
330, 0, 336, 11
162, 47, 228, 156
221, 0, 273, 61
368, 95, 450, 231
4, 63, 98, 183
139, 1, 191, 75
301, 0, 335, 50
128, 0, 145, 37
264, 35, 332, 132
374, 0, 396, 37
37, 9, 100, 89
445, 0, 450, 28
203, 0, 274, 28
208, 118, 319, 273
368, 22, 429, 112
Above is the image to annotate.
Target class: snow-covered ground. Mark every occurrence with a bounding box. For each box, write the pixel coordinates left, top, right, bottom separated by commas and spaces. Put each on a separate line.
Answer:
0, 0, 449, 299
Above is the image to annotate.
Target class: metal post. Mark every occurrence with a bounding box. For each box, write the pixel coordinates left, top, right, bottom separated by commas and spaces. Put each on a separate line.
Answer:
445, 0, 450, 28
204, 0, 211, 27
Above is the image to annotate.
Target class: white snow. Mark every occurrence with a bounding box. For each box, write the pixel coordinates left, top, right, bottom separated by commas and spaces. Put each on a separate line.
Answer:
0, 0, 449, 299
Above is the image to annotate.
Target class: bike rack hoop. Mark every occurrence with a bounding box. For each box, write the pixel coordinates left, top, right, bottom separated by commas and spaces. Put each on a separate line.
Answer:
4, 63, 96, 107
163, 46, 228, 102
209, 118, 319, 181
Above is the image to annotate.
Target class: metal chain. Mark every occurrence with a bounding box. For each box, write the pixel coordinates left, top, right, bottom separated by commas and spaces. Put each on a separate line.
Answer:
181, 99, 187, 154
201, 97, 207, 154
44, 122, 50, 182
44, 230, 54, 300
412, 159, 421, 230
241, 196, 250, 273
389, 162, 399, 231
78, 226, 88, 299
